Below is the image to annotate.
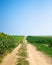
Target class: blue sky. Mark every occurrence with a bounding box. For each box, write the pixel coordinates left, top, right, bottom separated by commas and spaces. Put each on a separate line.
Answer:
0, 0, 52, 35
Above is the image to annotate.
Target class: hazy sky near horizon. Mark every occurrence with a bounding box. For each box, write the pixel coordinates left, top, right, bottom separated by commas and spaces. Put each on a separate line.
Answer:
0, 0, 52, 35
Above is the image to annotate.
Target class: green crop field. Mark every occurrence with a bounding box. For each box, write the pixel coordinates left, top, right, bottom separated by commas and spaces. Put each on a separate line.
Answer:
11, 36, 24, 43
26, 36, 52, 57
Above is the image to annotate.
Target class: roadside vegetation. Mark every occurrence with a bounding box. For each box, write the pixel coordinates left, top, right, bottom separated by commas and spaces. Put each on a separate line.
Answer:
26, 36, 52, 57
0, 32, 24, 62
16, 41, 29, 65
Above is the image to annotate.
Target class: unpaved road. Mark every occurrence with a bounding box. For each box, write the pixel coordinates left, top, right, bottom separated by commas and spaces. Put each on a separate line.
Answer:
0, 37, 52, 65
27, 43, 52, 65
0, 45, 21, 65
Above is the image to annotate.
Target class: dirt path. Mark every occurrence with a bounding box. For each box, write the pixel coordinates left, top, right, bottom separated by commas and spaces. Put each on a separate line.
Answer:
0, 44, 21, 65
0, 37, 52, 65
27, 44, 52, 65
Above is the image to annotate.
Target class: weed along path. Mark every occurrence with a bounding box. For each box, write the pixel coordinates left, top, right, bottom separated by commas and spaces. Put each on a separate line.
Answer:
27, 43, 52, 65
0, 44, 21, 65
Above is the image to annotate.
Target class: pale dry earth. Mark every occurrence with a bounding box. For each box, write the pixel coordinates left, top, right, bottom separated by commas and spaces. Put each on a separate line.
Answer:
27, 43, 52, 65
0, 44, 21, 65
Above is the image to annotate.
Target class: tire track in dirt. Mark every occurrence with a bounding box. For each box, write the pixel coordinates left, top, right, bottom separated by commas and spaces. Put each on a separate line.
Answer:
27, 44, 52, 65
0, 44, 21, 65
